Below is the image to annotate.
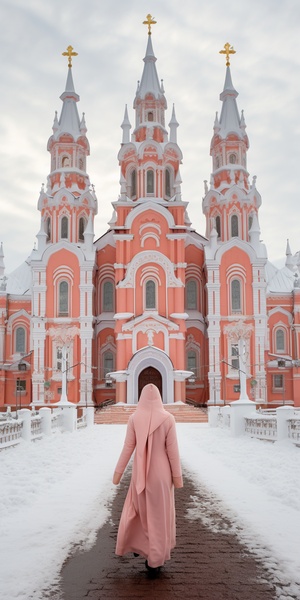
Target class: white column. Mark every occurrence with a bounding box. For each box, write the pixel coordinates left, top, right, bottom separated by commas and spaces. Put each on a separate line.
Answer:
19, 408, 31, 441
39, 407, 52, 435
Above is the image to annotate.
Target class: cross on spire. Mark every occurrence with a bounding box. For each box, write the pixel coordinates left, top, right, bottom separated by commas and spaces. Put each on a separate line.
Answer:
62, 45, 78, 68
219, 42, 236, 67
143, 14, 157, 35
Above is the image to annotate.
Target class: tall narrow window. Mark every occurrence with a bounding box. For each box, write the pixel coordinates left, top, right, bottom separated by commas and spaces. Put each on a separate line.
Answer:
145, 280, 156, 309
231, 214, 239, 237
165, 168, 171, 198
46, 217, 51, 242
186, 280, 197, 310
16, 327, 25, 353
62, 156, 70, 167
103, 281, 114, 312
147, 112, 154, 122
276, 329, 285, 353
229, 153, 237, 164
215, 215, 221, 238
131, 169, 137, 198
61, 216, 69, 239
248, 215, 253, 233
273, 374, 284, 391
187, 350, 197, 377
104, 351, 114, 377
231, 279, 241, 312
231, 344, 239, 372
146, 170, 154, 194
78, 217, 86, 242
59, 281, 69, 316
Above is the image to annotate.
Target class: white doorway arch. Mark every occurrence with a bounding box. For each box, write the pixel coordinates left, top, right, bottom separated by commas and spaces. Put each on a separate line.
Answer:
127, 347, 174, 404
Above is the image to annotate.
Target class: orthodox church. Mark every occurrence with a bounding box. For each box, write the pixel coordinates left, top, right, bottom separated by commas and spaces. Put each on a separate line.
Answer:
1, 17, 300, 409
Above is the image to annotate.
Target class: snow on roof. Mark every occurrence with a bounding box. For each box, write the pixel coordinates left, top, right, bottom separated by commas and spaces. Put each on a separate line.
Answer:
267, 263, 296, 293
6, 260, 32, 296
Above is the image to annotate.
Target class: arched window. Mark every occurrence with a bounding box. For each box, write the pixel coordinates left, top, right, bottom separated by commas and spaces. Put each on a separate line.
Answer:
276, 329, 285, 353
231, 214, 239, 237
61, 216, 69, 239
103, 281, 114, 312
215, 215, 221, 238
131, 169, 137, 198
103, 351, 114, 377
165, 168, 171, 198
145, 280, 156, 309
147, 112, 154, 122
187, 350, 197, 377
62, 156, 70, 167
16, 326, 25, 353
46, 217, 51, 242
146, 170, 154, 194
229, 153, 237, 164
59, 281, 69, 316
248, 215, 253, 233
79, 157, 84, 170
78, 216, 86, 242
231, 279, 241, 312
186, 280, 197, 310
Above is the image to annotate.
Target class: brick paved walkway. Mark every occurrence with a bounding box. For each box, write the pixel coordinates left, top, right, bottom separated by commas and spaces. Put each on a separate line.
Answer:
44, 468, 287, 600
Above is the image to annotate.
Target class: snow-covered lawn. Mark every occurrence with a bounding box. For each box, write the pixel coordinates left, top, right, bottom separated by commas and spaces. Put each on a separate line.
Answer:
0, 423, 300, 599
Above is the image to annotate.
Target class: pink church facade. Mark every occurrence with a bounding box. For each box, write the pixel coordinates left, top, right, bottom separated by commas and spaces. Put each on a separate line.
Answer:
1, 30, 300, 410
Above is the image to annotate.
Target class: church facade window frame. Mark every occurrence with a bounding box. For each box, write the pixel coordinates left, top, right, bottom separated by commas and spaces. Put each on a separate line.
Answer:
15, 325, 26, 354
145, 278, 157, 310
274, 326, 286, 354
102, 279, 115, 313
230, 277, 243, 314
186, 279, 198, 311
146, 169, 155, 195
230, 213, 239, 238
57, 279, 70, 317
60, 215, 69, 240
78, 215, 87, 242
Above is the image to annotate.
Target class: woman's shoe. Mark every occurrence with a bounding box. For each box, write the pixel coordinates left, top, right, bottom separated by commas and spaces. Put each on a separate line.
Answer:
145, 560, 161, 577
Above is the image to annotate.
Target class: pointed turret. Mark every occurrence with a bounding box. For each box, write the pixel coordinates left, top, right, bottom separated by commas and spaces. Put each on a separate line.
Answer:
203, 44, 261, 244
285, 239, 294, 270
117, 16, 182, 204
133, 17, 167, 144
169, 104, 179, 144
121, 105, 131, 144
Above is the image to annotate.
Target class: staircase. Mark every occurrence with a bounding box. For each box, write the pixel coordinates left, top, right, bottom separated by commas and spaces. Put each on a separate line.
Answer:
94, 403, 208, 424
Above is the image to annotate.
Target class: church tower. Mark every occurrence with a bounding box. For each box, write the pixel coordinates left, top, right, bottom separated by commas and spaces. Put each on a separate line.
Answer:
203, 44, 268, 404
97, 16, 195, 404
31, 46, 97, 405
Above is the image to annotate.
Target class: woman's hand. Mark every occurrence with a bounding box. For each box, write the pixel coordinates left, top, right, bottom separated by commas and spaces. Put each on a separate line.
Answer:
173, 476, 183, 489
113, 471, 122, 485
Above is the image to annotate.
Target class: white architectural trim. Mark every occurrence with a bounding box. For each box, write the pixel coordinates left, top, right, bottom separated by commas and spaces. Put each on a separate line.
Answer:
127, 347, 174, 404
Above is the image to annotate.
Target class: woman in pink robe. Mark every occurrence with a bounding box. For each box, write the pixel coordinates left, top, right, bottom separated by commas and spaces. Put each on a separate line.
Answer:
113, 384, 183, 571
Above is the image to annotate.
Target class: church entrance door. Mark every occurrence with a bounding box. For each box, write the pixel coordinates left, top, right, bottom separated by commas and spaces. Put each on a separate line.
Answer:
138, 367, 162, 400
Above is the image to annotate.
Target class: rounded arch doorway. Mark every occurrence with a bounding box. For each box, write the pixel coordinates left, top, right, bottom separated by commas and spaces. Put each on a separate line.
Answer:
138, 366, 162, 400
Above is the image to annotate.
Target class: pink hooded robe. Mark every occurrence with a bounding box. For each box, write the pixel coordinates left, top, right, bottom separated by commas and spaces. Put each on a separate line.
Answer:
114, 384, 183, 568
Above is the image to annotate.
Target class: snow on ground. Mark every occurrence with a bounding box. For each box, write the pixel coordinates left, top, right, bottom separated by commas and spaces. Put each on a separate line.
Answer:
0, 423, 300, 599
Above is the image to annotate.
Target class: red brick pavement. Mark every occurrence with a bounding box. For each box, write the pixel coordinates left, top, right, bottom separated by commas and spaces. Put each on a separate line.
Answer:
45, 471, 287, 600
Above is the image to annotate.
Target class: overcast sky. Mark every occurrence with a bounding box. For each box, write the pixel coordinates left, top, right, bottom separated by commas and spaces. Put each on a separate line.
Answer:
1, 0, 299, 274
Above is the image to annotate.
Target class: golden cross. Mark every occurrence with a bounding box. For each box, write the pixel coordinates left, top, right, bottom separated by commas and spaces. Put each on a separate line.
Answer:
143, 14, 157, 35
219, 42, 236, 67
62, 45, 78, 68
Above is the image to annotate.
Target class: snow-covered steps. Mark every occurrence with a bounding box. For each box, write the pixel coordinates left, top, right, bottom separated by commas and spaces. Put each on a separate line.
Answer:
94, 403, 208, 424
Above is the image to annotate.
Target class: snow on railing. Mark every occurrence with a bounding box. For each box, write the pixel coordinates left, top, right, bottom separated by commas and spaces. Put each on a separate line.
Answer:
0, 406, 94, 451
244, 414, 277, 440
0, 419, 23, 449
209, 404, 300, 445
287, 416, 300, 446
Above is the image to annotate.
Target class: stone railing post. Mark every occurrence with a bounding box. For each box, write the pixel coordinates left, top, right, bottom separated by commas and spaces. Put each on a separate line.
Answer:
18, 408, 31, 441
230, 399, 256, 437
276, 406, 295, 441
39, 407, 52, 435
85, 406, 94, 427
208, 406, 219, 427
62, 405, 77, 432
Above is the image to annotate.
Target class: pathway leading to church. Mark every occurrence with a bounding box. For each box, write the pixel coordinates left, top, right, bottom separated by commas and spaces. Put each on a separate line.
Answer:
44, 469, 292, 600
